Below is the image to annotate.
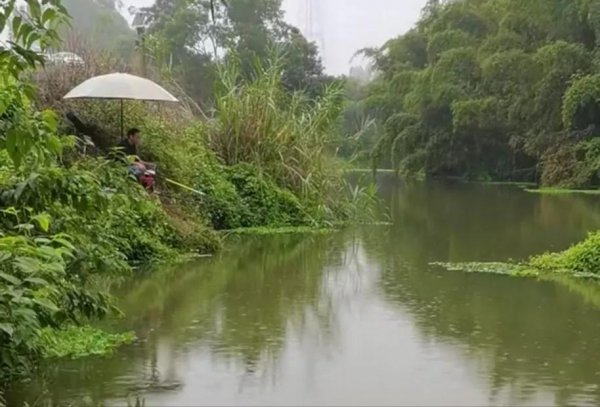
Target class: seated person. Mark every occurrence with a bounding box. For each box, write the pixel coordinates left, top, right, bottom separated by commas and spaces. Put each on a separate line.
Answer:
118, 128, 156, 191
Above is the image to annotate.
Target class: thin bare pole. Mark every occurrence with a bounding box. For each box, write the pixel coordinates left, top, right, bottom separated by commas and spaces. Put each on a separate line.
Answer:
120, 99, 124, 140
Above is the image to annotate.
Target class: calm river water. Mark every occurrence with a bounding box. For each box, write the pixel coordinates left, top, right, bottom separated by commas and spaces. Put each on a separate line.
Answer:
8, 175, 600, 406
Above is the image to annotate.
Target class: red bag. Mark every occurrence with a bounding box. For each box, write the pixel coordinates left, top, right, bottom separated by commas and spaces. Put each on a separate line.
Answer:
139, 173, 155, 191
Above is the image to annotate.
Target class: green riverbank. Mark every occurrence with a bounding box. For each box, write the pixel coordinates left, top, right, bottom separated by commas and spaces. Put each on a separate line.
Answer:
0, 4, 377, 381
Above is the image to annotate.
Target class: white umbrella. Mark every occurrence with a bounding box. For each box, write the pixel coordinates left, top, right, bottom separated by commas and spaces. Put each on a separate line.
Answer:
64, 73, 179, 138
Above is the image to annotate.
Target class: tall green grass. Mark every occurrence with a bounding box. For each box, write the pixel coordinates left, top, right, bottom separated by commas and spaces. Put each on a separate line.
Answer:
136, 55, 378, 228
209, 56, 349, 214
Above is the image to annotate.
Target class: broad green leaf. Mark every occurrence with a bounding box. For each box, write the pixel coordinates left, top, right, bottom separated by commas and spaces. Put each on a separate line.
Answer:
25, 277, 48, 286
14, 257, 40, 274
5, 128, 18, 166
11, 15, 21, 41
26, 31, 41, 49
0, 272, 21, 285
32, 298, 59, 312
41, 8, 56, 24
0, 15, 6, 35
33, 237, 52, 245
52, 237, 75, 251
14, 181, 28, 201
47, 135, 62, 155
32, 213, 51, 232
17, 24, 34, 46
26, 0, 42, 20
0, 323, 14, 336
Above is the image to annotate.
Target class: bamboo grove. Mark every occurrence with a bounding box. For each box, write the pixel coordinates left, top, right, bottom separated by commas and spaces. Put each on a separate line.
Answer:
362, 0, 600, 186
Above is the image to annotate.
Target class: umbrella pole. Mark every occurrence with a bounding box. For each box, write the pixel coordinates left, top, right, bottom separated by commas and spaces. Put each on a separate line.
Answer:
120, 99, 124, 140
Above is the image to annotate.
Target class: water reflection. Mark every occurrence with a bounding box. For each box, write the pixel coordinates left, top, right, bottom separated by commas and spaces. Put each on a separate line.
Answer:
8, 180, 600, 406
378, 259, 600, 406
377, 176, 600, 263
9, 233, 347, 405
371, 178, 600, 406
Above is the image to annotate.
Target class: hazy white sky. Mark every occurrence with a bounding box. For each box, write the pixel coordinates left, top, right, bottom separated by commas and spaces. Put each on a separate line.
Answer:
121, 0, 426, 75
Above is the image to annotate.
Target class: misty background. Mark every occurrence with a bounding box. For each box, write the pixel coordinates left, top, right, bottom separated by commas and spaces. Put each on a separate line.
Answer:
121, 0, 426, 74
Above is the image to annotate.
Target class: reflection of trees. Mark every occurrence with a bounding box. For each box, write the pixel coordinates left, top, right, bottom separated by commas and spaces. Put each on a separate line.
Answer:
362, 177, 600, 405
378, 175, 600, 264
361, 225, 600, 406
8, 233, 347, 406
192, 235, 335, 369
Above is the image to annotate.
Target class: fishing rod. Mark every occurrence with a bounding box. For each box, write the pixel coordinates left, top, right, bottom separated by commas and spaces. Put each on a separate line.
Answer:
141, 166, 205, 197
164, 177, 206, 196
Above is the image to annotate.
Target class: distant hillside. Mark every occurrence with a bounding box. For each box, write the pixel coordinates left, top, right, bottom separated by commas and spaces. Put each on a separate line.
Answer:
62, 0, 135, 52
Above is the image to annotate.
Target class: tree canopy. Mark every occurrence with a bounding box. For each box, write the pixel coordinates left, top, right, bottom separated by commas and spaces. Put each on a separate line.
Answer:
138, 0, 332, 106
364, 0, 600, 186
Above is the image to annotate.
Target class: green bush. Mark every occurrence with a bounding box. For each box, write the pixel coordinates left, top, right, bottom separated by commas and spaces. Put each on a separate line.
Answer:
0, 217, 113, 376
226, 164, 309, 227
0, 158, 181, 269
139, 116, 362, 230
0, 42, 211, 378
557, 232, 600, 275
530, 231, 600, 275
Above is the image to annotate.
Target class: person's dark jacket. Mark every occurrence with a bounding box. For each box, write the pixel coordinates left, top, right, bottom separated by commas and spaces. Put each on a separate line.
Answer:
118, 139, 138, 157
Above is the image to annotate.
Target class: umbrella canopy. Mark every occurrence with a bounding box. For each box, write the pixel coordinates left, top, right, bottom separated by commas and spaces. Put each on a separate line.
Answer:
64, 73, 178, 102
64, 73, 178, 139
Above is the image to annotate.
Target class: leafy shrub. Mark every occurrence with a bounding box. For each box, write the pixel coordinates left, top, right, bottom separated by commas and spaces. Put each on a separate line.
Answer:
140, 110, 368, 230
226, 164, 309, 227
0, 216, 113, 375
0, 8, 212, 376
0, 158, 181, 269
530, 231, 600, 275
556, 232, 600, 275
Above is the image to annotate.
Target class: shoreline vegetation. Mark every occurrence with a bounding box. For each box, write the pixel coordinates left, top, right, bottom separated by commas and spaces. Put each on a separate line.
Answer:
0, 0, 378, 382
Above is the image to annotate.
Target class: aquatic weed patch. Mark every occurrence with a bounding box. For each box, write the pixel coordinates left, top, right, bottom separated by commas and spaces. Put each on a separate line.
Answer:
226, 226, 337, 236
34, 326, 135, 359
227, 221, 393, 236
524, 188, 600, 195
432, 231, 600, 281
430, 262, 537, 277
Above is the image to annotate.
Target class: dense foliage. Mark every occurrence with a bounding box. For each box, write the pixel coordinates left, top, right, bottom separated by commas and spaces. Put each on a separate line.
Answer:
0, 1, 214, 378
363, 0, 600, 186
137, 56, 372, 229
530, 231, 600, 276
142, 0, 331, 94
